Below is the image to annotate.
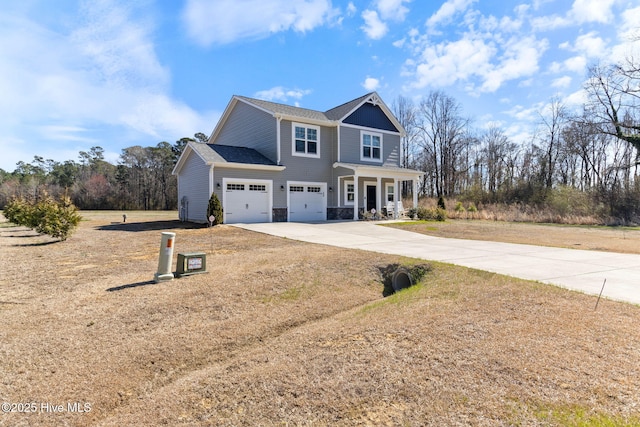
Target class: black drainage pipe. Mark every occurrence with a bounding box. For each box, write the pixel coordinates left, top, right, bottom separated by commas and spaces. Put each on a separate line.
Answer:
391, 267, 413, 292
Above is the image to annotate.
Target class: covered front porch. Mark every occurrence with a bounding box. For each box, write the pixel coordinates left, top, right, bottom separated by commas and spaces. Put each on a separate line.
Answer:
333, 162, 424, 220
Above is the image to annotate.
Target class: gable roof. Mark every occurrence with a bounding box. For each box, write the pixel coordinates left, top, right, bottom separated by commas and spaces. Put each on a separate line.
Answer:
235, 96, 329, 123
324, 93, 372, 121
209, 92, 405, 143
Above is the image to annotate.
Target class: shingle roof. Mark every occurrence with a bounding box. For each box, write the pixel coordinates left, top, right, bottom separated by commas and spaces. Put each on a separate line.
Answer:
324, 93, 373, 121
191, 143, 276, 166
236, 92, 377, 123
236, 96, 330, 122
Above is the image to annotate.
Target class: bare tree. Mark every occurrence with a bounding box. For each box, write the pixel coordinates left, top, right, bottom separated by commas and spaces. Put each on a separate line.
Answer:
392, 96, 419, 196
480, 126, 513, 195
416, 91, 470, 197
536, 98, 567, 190
585, 63, 640, 161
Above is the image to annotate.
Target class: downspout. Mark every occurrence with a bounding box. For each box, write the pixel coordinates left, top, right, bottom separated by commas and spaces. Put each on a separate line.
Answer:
337, 124, 341, 163
209, 165, 215, 197
275, 114, 283, 165
353, 173, 359, 220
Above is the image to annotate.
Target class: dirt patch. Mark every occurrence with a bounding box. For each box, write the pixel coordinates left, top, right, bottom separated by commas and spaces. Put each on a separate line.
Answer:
385, 219, 640, 254
1, 212, 639, 426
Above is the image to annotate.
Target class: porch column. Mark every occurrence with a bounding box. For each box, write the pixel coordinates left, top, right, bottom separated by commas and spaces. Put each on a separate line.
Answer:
353, 173, 359, 220
413, 177, 419, 209
376, 176, 381, 216
394, 178, 399, 219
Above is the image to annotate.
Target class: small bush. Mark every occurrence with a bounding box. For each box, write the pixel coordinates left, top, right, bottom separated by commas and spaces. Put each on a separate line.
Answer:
3, 197, 35, 227
2, 194, 81, 241
206, 192, 223, 225
437, 196, 446, 210
416, 207, 446, 221
33, 195, 82, 241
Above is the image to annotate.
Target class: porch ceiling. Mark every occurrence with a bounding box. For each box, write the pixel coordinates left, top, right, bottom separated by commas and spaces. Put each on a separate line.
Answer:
333, 162, 424, 179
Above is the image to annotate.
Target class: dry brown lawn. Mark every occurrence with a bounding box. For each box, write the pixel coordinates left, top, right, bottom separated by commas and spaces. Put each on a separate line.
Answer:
1, 211, 639, 426
385, 219, 640, 254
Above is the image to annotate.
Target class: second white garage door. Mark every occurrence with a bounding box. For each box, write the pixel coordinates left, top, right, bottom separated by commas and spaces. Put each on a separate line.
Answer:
288, 182, 327, 222
223, 179, 272, 224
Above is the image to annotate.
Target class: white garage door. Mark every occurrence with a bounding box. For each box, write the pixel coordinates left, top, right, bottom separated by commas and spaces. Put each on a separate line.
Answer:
224, 180, 271, 224
289, 183, 326, 222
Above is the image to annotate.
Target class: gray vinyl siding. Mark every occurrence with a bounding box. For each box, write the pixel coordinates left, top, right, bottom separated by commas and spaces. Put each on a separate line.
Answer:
178, 151, 211, 223
279, 119, 337, 205
339, 125, 401, 167
215, 100, 278, 162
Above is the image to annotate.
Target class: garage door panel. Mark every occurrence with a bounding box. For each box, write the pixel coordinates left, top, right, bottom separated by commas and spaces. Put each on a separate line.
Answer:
225, 181, 271, 224
289, 184, 326, 222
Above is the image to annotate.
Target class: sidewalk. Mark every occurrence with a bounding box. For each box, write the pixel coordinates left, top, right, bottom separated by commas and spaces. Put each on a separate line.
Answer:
234, 221, 640, 305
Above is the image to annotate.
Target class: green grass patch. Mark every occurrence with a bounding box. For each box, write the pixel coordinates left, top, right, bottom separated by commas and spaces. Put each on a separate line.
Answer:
261, 286, 303, 303
534, 403, 640, 427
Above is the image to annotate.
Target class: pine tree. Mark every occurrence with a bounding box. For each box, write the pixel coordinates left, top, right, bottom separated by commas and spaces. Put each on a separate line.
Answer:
206, 192, 223, 225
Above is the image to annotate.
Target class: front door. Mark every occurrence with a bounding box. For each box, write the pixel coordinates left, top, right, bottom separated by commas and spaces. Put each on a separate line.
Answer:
366, 185, 377, 212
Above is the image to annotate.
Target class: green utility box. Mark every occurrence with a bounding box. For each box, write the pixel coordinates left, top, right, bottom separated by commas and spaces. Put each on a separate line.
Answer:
175, 252, 207, 277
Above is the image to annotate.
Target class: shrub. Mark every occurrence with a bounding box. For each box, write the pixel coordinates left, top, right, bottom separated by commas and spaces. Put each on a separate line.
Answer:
416, 206, 446, 221
2, 194, 81, 241
33, 195, 82, 241
437, 196, 446, 210
3, 197, 34, 226
206, 192, 223, 225
467, 202, 478, 213
455, 201, 466, 214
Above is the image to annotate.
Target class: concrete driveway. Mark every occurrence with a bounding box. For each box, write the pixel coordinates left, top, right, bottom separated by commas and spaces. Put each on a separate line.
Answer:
234, 221, 640, 305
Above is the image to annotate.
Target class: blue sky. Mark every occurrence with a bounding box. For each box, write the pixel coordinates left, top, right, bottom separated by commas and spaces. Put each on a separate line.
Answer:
1, 0, 639, 171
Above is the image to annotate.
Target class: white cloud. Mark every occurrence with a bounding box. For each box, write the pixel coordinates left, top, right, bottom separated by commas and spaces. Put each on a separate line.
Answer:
563, 56, 587, 73
362, 77, 381, 91
480, 36, 547, 92
618, 6, 640, 41
407, 32, 546, 94
532, 0, 616, 31
253, 87, 312, 103
346, 2, 357, 16
563, 88, 589, 108
569, 0, 615, 24
551, 76, 572, 88
0, 0, 213, 170
393, 38, 406, 48
376, 0, 411, 22
182, 0, 338, 46
530, 14, 569, 31
409, 36, 495, 89
559, 32, 608, 67
426, 0, 476, 29
574, 32, 608, 58
361, 9, 388, 39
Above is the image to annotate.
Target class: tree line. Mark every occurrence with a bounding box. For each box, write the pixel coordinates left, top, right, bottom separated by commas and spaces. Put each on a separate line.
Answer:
393, 55, 640, 223
0, 133, 208, 211
1, 52, 638, 223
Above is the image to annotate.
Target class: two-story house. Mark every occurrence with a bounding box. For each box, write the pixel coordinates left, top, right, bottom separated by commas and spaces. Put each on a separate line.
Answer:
172, 92, 423, 223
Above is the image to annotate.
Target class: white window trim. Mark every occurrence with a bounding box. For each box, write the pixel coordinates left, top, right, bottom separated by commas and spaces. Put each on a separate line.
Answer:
292, 122, 321, 159
360, 130, 383, 163
344, 180, 354, 206
385, 182, 395, 203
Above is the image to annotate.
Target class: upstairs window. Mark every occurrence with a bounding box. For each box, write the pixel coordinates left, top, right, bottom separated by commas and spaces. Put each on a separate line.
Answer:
361, 131, 382, 162
292, 123, 320, 158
